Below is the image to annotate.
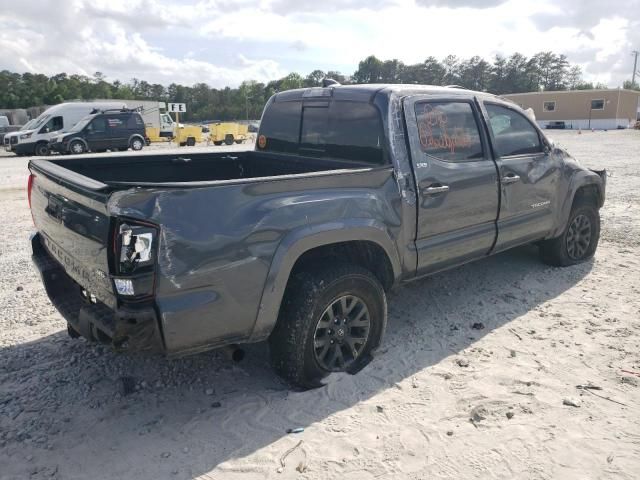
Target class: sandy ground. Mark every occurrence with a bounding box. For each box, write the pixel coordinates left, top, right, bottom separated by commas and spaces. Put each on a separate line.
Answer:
0, 132, 639, 479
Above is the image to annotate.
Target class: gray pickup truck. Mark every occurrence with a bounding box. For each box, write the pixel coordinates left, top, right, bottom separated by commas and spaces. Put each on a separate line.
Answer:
29, 83, 606, 388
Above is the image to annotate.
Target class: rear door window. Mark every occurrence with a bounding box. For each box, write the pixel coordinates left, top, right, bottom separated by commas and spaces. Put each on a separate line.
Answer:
485, 104, 542, 156
414, 101, 484, 162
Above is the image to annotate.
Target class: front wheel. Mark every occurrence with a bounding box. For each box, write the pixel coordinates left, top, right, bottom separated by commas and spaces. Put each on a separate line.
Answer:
269, 264, 387, 389
69, 140, 86, 155
540, 202, 600, 266
35, 142, 49, 156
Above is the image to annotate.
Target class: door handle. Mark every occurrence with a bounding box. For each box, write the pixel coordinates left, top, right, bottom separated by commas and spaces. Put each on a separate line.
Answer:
423, 184, 450, 195
502, 174, 520, 185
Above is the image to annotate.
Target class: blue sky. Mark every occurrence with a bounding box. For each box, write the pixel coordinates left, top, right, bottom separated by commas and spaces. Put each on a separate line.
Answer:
0, 0, 638, 88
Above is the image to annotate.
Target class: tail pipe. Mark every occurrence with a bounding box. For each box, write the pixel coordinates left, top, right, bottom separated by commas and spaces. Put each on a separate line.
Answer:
221, 344, 245, 363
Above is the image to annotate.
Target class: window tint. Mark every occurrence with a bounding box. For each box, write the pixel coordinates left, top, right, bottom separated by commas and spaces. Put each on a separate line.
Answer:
485, 104, 542, 156
543, 101, 556, 112
414, 102, 483, 162
327, 102, 384, 164
258, 101, 302, 154
591, 99, 605, 110
127, 114, 144, 129
300, 107, 328, 147
90, 118, 106, 133
258, 100, 385, 164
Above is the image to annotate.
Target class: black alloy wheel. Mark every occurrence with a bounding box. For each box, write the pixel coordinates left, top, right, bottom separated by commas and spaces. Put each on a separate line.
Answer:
566, 213, 592, 260
313, 295, 371, 372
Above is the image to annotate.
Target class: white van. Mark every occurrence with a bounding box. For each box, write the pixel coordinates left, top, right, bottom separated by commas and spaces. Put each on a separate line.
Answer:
4, 118, 37, 152
13, 102, 126, 156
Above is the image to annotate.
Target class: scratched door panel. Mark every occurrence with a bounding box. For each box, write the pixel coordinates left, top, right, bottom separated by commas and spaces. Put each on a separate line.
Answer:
403, 95, 500, 275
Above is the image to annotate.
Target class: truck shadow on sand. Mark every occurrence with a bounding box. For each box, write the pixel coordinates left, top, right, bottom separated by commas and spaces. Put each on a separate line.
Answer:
1, 245, 594, 479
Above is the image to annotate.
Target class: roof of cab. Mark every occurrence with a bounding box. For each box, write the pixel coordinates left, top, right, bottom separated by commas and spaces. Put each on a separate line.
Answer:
273, 83, 501, 103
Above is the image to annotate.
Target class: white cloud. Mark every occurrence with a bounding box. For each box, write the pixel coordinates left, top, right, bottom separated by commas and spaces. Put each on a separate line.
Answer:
0, 0, 637, 88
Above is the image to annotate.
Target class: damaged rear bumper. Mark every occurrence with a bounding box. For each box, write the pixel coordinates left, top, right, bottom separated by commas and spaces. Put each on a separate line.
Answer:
31, 233, 164, 352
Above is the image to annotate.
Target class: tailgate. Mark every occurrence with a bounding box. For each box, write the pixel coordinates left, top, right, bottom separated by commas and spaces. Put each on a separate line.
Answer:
29, 162, 116, 307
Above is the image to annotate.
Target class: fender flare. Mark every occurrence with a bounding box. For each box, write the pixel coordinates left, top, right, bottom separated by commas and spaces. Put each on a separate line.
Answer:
551, 169, 605, 238
248, 220, 402, 342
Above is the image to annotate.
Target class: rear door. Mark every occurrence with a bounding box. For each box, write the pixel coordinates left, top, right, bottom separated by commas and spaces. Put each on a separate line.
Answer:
403, 95, 500, 275
480, 102, 560, 251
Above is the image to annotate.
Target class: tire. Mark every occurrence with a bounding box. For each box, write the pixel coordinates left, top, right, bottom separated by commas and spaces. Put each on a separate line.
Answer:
213, 141, 223, 146
540, 201, 600, 267
269, 264, 387, 389
235, 139, 243, 144
224, 134, 234, 145
35, 142, 49, 157
186, 137, 196, 147
69, 140, 86, 155
130, 137, 144, 151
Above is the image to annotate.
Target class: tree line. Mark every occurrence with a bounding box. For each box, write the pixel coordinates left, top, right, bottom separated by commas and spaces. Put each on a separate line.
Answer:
0, 51, 636, 122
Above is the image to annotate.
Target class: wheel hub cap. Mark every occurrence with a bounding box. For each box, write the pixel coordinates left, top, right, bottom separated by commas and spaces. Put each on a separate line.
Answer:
566, 213, 592, 260
313, 295, 371, 372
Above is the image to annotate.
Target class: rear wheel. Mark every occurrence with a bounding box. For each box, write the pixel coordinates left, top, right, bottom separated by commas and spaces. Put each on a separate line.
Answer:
213, 141, 223, 146
35, 142, 49, 156
269, 264, 386, 389
235, 139, 243, 144
69, 141, 85, 155
224, 134, 234, 145
130, 137, 144, 151
540, 202, 600, 266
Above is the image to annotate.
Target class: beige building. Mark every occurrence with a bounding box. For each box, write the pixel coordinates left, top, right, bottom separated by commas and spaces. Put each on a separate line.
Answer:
503, 89, 640, 130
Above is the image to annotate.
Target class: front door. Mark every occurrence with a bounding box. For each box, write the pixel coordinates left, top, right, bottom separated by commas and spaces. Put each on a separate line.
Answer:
86, 117, 110, 151
480, 102, 561, 252
404, 95, 500, 275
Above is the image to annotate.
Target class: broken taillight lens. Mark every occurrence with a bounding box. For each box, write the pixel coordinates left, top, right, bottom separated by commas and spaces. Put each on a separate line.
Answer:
112, 219, 158, 298
116, 222, 156, 274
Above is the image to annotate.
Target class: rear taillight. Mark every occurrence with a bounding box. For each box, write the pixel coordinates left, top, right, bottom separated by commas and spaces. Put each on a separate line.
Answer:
27, 174, 35, 225
27, 173, 34, 210
112, 219, 158, 298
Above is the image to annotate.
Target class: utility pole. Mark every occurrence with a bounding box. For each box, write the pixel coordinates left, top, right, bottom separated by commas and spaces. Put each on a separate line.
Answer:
633, 50, 639, 86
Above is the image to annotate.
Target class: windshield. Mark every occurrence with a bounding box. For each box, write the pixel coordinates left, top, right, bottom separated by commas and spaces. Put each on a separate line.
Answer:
68, 115, 94, 133
31, 114, 50, 131
21, 119, 37, 130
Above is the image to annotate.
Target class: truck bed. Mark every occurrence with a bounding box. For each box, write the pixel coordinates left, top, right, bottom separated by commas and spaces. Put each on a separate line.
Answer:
35, 150, 372, 188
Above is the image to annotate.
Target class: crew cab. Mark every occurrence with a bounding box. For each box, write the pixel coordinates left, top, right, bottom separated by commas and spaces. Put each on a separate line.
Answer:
28, 83, 606, 388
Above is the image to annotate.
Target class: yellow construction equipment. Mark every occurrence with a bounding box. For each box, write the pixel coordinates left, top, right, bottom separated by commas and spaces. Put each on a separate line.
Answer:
145, 124, 203, 146
209, 122, 249, 145
175, 125, 203, 146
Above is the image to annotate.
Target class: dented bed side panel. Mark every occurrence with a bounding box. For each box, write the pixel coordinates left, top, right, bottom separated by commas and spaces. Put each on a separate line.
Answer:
107, 167, 403, 354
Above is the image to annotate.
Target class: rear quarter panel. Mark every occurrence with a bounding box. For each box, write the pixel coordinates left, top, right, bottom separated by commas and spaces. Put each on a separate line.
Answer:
107, 167, 404, 354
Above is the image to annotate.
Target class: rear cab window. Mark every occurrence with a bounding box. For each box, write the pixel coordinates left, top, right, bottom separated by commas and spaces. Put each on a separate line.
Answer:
258, 98, 386, 165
